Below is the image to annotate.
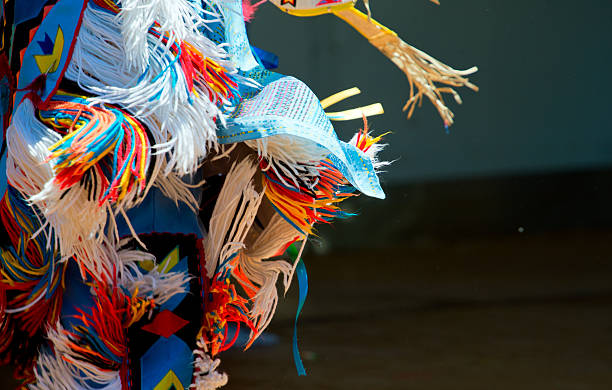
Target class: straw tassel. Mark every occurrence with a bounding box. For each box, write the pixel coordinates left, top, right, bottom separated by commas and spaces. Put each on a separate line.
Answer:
369, 32, 478, 127
320, 3, 477, 126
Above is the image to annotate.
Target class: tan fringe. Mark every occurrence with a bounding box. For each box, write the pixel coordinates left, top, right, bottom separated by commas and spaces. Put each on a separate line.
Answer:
369, 33, 478, 126
334, 6, 477, 126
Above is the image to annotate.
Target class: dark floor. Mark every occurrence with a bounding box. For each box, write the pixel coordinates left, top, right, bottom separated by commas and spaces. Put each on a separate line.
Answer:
2, 230, 612, 389
222, 230, 612, 389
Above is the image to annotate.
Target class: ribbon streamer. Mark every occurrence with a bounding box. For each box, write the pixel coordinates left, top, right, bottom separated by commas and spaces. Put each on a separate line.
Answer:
293, 258, 308, 376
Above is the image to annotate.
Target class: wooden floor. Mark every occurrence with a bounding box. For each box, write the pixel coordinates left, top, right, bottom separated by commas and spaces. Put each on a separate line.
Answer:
3, 230, 612, 389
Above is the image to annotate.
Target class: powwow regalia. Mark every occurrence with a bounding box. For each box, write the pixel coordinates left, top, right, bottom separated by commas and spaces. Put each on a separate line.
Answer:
0, 0, 476, 388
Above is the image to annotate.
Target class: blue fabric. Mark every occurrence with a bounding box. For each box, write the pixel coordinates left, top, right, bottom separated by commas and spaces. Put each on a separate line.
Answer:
14, 0, 86, 112
140, 335, 194, 390
205, 0, 384, 199
13, 0, 49, 26
293, 259, 308, 376
159, 257, 189, 312
218, 76, 385, 199
222, 0, 260, 72
117, 186, 203, 239
251, 46, 279, 70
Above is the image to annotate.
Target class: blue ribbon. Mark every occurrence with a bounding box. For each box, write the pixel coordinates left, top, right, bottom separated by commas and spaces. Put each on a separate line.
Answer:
293, 258, 308, 376
251, 46, 279, 70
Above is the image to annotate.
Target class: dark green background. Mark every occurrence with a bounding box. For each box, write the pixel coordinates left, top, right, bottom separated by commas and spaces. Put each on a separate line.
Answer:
249, 0, 612, 183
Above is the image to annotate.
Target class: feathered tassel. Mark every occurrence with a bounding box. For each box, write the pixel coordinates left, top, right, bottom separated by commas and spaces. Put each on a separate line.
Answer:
348, 115, 390, 173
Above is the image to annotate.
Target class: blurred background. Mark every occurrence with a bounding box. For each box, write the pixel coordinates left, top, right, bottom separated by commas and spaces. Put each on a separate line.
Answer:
220, 1, 612, 389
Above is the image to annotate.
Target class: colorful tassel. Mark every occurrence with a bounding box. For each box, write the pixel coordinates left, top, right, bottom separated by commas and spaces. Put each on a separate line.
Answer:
201, 273, 257, 356
148, 28, 239, 103
63, 272, 154, 386
261, 158, 356, 236
38, 93, 151, 205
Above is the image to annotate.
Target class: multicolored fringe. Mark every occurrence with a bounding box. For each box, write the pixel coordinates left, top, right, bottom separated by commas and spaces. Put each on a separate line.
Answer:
38, 93, 151, 206
6, 97, 119, 281
198, 120, 387, 360
0, 1, 404, 389
66, 0, 239, 177
31, 274, 154, 390
201, 273, 256, 356
261, 157, 356, 236
0, 187, 65, 386
200, 160, 263, 352
147, 27, 238, 104
65, 274, 154, 375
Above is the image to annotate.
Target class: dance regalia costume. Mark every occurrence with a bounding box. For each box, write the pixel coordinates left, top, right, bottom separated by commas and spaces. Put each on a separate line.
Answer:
0, 1, 476, 388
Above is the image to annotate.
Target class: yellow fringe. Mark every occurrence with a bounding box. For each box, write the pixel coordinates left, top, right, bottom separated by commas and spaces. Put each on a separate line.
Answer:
320, 87, 384, 121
